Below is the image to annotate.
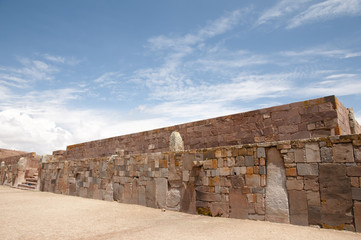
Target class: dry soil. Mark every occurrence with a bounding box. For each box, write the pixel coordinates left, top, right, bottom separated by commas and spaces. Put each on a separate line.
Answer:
0, 185, 360, 240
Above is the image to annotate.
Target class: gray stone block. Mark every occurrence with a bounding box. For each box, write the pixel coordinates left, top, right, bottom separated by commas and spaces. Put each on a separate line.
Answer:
288, 190, 308, 226
297, 163, 318, 176
257, 148, 266, 158
352, 188, 361, 200
245, 156, 254, 166
320, 147, 332, 163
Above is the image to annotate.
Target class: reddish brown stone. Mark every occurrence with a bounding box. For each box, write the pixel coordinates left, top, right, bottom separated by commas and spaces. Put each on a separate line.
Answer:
288, 190, 308, 226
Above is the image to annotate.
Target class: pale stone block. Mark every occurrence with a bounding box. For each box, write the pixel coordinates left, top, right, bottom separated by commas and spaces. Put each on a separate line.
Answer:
286, 179, 303, 190
294, 149, 305, 163
305, 143, 320, 163
245, 175, 260, 187
333, 143, 354, 163
257, 148, 266, 158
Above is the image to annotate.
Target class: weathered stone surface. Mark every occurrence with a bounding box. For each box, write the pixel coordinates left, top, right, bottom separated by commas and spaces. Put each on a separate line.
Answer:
332, 143, 354, 163
196, 191, 222, 202
320, 147, 332, 163
229, 175, 245, 189
265, 147, 289, 223
229, 188, 248, 219
169, 131, 184, 152
294, 149, 305, 163
352, 188, 361, 200
346, 166, 361, 177
167, 188, 181, 209
113, 182, 124, 202
304, 177, 319, 191
319, 164, 353, 227
210, 202, 229, 217
354, 202, 361, 232
355, 148, 361, 162
305, 143, 320, 163
257, 148, 266, 158
245, 175, 260, 187
146, 180, 156, 208
286, 179, 303, 190
181, 182, 196, 214
155, 178, 167, 208
288, 190, 308, 226
138, 186, 146, 206
297, 163, 318, 176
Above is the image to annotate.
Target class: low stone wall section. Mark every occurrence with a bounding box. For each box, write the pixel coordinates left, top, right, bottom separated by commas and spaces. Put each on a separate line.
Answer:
40, 134, 361, 232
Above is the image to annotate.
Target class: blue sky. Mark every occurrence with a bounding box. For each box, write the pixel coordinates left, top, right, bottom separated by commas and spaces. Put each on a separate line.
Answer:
1, 0, 361, 154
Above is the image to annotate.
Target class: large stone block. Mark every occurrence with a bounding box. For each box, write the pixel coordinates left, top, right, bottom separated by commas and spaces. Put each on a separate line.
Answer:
319, 164, 353, 228
196, 191, 223, 202
229, 188, 249, 219
146, 180, 156, 208
332, 143, 354, 163
297, 163, 318, 176
288, 190, 308, 226
294, 149, 305, 163
181, 182, 196, 214
265, 147, 289, 223
305, 143, 321, 163
355, 202, 361, 232
320, 147, 332, 163
155, 178, 167, 208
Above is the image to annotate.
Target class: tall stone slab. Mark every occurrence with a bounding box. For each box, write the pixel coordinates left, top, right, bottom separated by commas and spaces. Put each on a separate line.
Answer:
319, 164, 353, 228
265, 148, 289, 223
288, 190, 308, 226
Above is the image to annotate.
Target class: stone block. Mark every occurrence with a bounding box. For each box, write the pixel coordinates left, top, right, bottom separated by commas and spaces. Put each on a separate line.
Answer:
196, 191, 222, 202
297, 163, 318, 176
304, 177, 319, 191
245, 156, 254, 166
289, 190, 308, 226
346, 166, 361, 177
320, 147, 332, 163
138, 186, 146, 206
210, 202, 229, 217
167, 188, 181, 209
319, 164, 353, 227
307, 191, 320, 206
294, 149, 305, 163
229, 188, 248, 219
351, 177, 360, 188
259, 166, 266, 175
354, 202, 361, 232
305, 143, 320, 163
155, 178, 167, 208
219, 167, 231, 176
352, 188, 361, 200
286, 167, 297, 177
355, 148, 361, 162
245, 175, 260, 187
257, 148, 266, 158
332, 143, 354, 163
230, 175, 245, 189
146, 180, 156, 208
265, 147, 289, 223
286, 179, 303, 190
181, 182, 196, 214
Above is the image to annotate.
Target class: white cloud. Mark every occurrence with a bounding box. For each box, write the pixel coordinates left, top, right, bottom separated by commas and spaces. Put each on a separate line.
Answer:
288, 0, 361, 29
256, 0, 312, 26
281, 47, 361, 59
148, 9, 247, 51
43, 54, 65, 63
94, 72, 123, 87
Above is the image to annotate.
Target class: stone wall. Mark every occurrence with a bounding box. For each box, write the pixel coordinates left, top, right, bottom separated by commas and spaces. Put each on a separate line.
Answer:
65, 96, 349, 160
39, 134, 361, 232
0, 154, 39, 187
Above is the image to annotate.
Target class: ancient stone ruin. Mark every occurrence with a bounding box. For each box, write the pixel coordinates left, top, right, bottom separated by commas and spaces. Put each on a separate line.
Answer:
1, 95, 361, 232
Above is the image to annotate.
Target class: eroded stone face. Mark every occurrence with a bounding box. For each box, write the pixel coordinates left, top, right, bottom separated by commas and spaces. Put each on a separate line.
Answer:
169, 131, 184, 152
265, 147, 289, 223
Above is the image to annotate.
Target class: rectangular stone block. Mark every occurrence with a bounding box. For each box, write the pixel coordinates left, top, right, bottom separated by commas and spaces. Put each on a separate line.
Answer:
355, 202, 361, 232
320, 147, 332, 163
319, 164, 353, 227
286, 179, 303, 190
305, 143, 321, 163
346, 166, 361, 177
332, 143, 354, 163
257, 148, 266, 158
229, 188, 248, 219
297, 163, 318, 176
288, 190, 308, 226
245, 174, 260, 187
294, 149, 305, 163
352, 188, 361, 200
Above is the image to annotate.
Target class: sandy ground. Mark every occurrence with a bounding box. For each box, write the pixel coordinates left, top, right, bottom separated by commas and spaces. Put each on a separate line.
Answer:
0, 186, 360, 240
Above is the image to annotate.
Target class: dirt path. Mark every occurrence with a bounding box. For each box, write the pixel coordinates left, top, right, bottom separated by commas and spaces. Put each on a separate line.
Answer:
0, 186, 360, 240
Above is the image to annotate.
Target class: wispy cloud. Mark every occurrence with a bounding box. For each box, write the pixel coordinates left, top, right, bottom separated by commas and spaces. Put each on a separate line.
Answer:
288, 0, 361, 29
256, 0, 312, 26
94, 72, 123, 87
281, 47, 361, 59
